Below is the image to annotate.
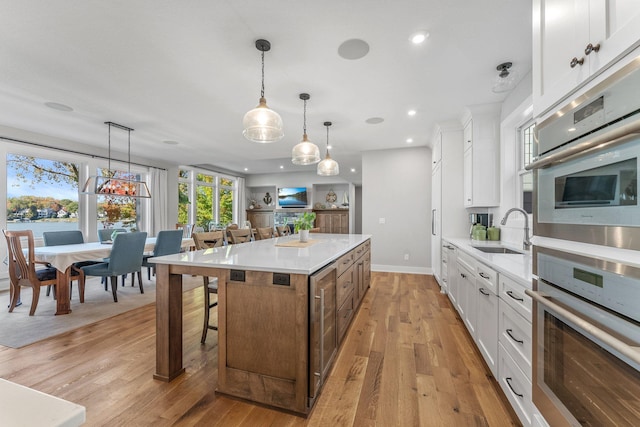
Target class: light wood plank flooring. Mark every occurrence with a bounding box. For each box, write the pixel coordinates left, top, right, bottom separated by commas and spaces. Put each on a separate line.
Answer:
0, 272, 520, 426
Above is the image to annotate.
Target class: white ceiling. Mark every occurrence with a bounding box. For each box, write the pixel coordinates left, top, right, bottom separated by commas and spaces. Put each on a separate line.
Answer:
0, 0, 532, 183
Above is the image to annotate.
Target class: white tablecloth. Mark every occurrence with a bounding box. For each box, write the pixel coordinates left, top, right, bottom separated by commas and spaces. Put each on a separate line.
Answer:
33, 237, 193, 272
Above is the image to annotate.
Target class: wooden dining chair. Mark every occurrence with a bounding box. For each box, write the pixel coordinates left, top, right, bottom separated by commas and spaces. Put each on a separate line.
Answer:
255, 227, 276, 240
229, 229, 252, 244
3, 229, 58, 315
81, 232, 148, 302
276, 225, 291, 237
309, 227, 321, 233
191, 231, 224, 344
192, 231, 225, 249
225, 224, 239, 245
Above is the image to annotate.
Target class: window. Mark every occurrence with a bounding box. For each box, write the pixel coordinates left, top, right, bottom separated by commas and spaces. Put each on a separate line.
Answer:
196, 172, 215, 229
177, 167, 238, 230
177, 169, 190, 225
519, 121, 535, 214
6, 154, 80, 238
219, 178, 234, 225
95, 168, 141, 232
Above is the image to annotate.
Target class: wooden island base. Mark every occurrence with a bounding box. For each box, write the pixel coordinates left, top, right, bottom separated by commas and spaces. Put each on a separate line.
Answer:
153, 235, 371, 415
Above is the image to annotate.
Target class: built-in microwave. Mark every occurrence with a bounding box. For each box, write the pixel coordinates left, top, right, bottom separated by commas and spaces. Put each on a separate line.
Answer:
529, 55, 640, 250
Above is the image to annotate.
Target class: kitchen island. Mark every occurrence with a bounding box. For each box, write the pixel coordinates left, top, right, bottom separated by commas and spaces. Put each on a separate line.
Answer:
150, 233, 371, 415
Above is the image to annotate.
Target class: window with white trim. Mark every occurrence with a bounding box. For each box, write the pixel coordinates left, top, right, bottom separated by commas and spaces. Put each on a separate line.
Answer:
519, 121, 535, 214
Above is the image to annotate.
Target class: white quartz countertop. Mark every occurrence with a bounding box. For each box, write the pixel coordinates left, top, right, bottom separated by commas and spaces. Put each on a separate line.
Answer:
444, 237, 533, 287
150, 233, 372, 275
0, 378, 86, 426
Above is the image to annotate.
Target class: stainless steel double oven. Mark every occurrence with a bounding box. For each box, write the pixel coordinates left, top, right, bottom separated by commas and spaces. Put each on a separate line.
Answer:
527, 56, 640, 426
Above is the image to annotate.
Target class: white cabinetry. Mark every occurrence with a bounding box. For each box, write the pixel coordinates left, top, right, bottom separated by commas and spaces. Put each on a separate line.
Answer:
475, 262, 499, 377
456, 252, 477, 338
462, 104, 500, 207
533, 0, 640, 116
498, 274, 535, 427
431, 122, 467, 290
442, 242, 458, 306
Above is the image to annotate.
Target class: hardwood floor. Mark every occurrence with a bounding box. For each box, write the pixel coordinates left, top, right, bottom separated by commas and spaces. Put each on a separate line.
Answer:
0, 272, 520, 426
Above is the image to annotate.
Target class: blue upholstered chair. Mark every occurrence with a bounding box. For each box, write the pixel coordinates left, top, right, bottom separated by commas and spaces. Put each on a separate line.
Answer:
141, 229, 183, 280
97, 228, 126, 242
81, 232, 148, 302
42, 230, 99, 302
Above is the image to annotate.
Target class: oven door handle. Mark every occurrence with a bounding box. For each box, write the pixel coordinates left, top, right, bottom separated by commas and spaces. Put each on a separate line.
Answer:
526, 129, 640, 170
526, 289, 640, 365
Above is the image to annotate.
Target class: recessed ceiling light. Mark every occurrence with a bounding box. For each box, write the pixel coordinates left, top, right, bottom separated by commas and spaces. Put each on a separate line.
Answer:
44, 101, 73, 112
408, 110, 417, 116
244, 167, 249, 171
162, 140, 179, 145
350, 168, 356, 173
567, 127, 576, 132
406, 138, 413, 143
338, 39, 370, 60
365, 117, 384, 124
410, 31, 429, 44
279, 165, 284, 169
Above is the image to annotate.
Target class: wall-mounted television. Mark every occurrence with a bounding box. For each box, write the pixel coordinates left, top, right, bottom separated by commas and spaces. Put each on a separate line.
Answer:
278, 187, 308, 207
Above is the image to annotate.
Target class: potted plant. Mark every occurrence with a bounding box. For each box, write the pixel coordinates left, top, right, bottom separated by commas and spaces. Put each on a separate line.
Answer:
294, 212, 316, 242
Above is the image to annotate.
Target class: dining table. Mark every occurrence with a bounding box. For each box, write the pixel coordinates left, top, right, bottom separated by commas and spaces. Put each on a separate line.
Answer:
33, 237, 194, 315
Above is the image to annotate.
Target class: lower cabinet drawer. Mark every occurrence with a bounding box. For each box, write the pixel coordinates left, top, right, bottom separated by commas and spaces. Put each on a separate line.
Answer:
337, 291, 355, 342
498, 344, 533, 427
499, 301, 532, 381
336, 251, 355, 277
337, 266, 354, 308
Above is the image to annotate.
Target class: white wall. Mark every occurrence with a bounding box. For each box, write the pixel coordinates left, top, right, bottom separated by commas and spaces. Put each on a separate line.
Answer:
362, 147, 431, 274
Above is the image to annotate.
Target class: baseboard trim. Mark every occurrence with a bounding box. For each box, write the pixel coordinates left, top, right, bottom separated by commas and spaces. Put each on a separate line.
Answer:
371, 264, 431, 275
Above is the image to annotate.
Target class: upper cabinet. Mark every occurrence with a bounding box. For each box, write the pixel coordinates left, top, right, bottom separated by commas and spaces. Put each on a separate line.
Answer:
462, 104, 500, 208
533, 0, 640, 116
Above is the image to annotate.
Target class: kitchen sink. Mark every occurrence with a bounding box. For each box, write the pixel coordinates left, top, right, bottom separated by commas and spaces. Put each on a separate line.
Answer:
473, 246, 523, 254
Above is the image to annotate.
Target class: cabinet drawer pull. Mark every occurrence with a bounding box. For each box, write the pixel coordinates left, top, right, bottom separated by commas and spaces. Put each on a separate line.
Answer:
570, 56, 584, 68
460, 273, 467, 279
505, 377, 523, 398
479, 288, 490, 296
443, 259, 447, 264
585, 42, 600, 55
479, 272, 490, 279
506, 329, 524, 344
506, 290, 524, 302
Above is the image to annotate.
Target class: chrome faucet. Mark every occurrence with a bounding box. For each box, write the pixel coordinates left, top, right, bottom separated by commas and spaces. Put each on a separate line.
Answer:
500, 207, 532, 251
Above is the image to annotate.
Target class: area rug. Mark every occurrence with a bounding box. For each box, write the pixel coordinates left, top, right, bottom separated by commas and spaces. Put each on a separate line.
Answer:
0, 275, 201, 348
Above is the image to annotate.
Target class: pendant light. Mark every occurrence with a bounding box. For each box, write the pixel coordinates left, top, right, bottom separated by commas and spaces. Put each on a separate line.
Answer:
82, 122, 151, 198
291, 93, 320, 165
317, 121, 339, 176
242, 39, 284, 143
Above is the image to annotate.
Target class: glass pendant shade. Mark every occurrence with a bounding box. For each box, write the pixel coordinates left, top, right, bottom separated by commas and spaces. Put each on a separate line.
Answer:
317, 152, 339, 176
317, 121, 339, 175
242, 97, 284, 143
292, 133, 321, 165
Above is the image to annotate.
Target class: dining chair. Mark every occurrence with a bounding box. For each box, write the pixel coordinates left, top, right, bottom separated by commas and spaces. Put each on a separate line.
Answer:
3, 229, 58, 315
276, 225, 291, 237
81, 232, 148, 302
141, 229, 183, 280
98, 228, 127, 242
42, 230, 101, 302
191, 231, 224, 344
229, 228, 252, 244
309, 227, 321, 233
192, 231, 225, 249
97, 228, 129, 287
225, 223, 239, 245
255, 227, 276, 240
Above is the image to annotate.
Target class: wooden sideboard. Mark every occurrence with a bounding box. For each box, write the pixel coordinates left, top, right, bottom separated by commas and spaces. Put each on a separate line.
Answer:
246, 209, 274, 228
313, 209, 349, 234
